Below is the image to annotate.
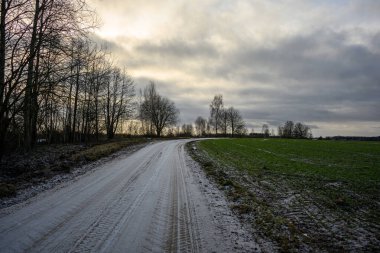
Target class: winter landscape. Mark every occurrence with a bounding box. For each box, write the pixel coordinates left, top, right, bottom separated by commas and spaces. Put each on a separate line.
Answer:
0, 0, 379, 252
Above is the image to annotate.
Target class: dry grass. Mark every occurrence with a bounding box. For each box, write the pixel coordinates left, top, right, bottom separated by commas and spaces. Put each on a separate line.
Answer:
70, 139, 146, 162
0, 183, 16, 198
0, 138, 149, 198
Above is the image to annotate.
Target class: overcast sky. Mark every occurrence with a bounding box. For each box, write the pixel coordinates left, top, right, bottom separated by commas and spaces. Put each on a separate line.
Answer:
88, 0, 380, 136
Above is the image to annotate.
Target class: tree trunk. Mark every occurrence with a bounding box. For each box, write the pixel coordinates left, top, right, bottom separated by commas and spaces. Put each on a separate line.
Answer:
71, 62, 80, 142
95, 89, 99, 141
0, 117, 8, 161
0, 0, 5, 110
31, 43, 41, 148
107, 127, 114, 139
24, 0, 40, 151
80, 73, 87, 142
0, 0, 7, 159
30, 2, 46, 147
65, 50, 74, 143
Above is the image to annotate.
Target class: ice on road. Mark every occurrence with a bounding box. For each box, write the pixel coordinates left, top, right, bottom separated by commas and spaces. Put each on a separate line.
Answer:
0, 140, 258, 252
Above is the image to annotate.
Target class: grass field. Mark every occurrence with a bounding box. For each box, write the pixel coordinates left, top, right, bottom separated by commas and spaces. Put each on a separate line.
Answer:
190, 138, 380, 252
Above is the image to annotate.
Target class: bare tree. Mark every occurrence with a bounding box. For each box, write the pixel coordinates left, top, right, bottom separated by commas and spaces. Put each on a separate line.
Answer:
23, 0, 41, 151
139, 82, 179, 137
194, 116, 206, 137
23, 0, 94, 150
181, 124, 193, 137
293, 122, 312, 139
261, 124, 269, 137
0, 0, 31, 158
103, 68, 135, 139
0, 0, 144, 161
279, 121, 312, 139
282, 120, 294, 138
209, 94, 223, 135
69, 39, 91, 143
278, 125, 283, 137
226, 107, 245, 136
220, 109, 229, 136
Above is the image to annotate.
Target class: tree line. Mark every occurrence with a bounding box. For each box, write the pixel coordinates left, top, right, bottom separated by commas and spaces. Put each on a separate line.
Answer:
178, 95, 313, 139
182, 94, 247, 137
0, 0, 142, 159
250, 121, 312, 139
0, 0, 314, 160
278, 121, 312, 139
139, 94, 247, 138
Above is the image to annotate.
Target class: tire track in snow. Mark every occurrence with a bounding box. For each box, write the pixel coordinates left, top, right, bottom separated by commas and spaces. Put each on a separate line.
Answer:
68, 149, 165, 252
0, 140, 260, 253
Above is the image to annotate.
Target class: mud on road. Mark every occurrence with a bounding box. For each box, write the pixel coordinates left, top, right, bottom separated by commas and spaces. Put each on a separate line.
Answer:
0, 140, 260, 252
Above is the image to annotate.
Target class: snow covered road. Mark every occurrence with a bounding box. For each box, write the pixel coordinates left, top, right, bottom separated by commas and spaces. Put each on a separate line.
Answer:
0, 140, 258, 253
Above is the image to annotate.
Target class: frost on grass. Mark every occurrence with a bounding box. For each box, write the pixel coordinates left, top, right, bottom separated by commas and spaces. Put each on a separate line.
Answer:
188, 139, 380, 252
0, 141, 149, 209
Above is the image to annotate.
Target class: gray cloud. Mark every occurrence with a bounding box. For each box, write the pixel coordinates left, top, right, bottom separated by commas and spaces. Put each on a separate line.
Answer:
208, 30, 380, 125
90, 0, 380, 136
136, 40, 218, 59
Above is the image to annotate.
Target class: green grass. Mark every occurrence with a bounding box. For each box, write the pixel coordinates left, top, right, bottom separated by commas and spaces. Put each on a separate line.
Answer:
198, 138, 380, 187
191, 138, 380, 251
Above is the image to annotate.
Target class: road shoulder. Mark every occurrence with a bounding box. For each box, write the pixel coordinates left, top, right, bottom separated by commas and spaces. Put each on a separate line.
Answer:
0, 141, 151, 212
184, 142, 270, 252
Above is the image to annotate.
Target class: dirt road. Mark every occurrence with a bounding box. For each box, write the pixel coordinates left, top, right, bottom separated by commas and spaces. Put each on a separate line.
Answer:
0, 140, 259, 253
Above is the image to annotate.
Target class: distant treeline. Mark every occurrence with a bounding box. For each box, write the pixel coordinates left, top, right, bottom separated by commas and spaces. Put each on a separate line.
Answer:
324, 136, 380, 141
189, 94, 247, 137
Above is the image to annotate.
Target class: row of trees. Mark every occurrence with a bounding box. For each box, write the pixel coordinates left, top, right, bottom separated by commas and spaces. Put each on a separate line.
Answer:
178, 94, 247, 137
160, 119, 312, 139
278, 121, 312, 139
0, 0, 137, 158
208, 94, 246, 136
